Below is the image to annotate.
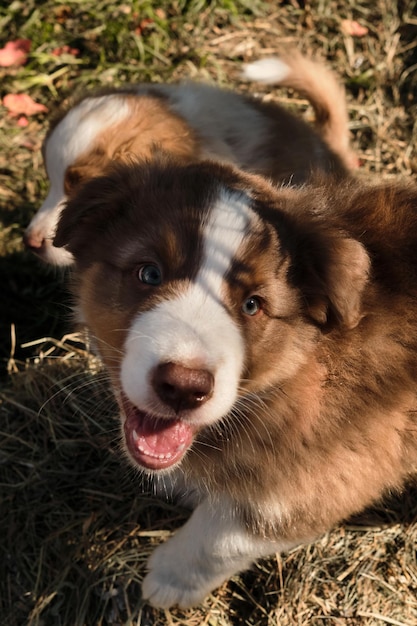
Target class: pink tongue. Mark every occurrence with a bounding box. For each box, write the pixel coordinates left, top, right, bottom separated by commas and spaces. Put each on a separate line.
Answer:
138, 416, 192, 456
124, 406, 194, 469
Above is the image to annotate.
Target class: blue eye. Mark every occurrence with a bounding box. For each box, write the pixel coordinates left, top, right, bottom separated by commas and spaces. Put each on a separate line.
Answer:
138, 264, 162, 286
242, 296, 262, 316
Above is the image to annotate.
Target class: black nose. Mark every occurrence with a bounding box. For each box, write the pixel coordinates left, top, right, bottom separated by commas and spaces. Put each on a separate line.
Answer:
153, 362, 214, 412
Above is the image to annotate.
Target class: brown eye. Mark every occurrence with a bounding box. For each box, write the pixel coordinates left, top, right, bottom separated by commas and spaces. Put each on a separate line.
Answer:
138, 264, 162, 286
242, 296, 262, 316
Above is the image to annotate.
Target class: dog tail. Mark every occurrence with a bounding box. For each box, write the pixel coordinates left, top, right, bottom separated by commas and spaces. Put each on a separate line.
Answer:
243, 52, 358, 169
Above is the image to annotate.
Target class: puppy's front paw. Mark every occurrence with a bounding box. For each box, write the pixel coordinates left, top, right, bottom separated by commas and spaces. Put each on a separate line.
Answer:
142, 539, 218, 608
141, 498, 274, 609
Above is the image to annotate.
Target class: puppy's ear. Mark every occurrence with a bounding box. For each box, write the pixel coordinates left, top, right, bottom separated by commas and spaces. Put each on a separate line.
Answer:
64, 164, 94, 195
53, 174, 119, 260
314, 236, 369, 328
63, 147, 110, 196
290, 227, 370, 329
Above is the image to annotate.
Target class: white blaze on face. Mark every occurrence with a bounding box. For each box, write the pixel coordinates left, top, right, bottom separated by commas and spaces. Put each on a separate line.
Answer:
121, 188, 255, 427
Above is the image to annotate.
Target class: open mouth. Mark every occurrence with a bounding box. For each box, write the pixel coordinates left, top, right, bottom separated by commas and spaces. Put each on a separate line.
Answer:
122, 397, 195, 471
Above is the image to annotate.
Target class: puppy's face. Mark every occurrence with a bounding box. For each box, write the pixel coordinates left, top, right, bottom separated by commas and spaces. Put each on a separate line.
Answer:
55, 161, 369, 473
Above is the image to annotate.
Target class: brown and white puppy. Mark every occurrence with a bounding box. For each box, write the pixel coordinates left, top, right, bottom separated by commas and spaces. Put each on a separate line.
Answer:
25, 50, 356, 265
54, 158, 417, 609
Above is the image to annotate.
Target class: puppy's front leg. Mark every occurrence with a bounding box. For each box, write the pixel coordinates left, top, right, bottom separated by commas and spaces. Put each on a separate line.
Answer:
142, 497, 295, 609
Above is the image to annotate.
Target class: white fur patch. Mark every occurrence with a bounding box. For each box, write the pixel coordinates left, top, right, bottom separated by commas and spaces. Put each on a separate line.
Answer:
44, 95, 130, 187
155, 82, 268, 166
243, 57, 291, 84
142, 496, 297, 608
121, 188, 254, 426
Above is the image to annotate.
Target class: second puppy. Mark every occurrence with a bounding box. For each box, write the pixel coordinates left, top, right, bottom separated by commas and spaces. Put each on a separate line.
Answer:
25, 51, 356, 264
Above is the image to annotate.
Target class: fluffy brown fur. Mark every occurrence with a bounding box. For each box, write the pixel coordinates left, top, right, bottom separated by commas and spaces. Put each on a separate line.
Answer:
54, 160, 417, 604
60, 94, 202, 195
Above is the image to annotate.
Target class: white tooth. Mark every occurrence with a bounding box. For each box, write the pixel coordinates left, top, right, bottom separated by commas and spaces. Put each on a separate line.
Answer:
134, 442, 178, 460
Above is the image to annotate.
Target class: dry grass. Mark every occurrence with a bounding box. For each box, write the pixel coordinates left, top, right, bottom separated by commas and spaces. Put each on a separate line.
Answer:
1, 1, 417, 624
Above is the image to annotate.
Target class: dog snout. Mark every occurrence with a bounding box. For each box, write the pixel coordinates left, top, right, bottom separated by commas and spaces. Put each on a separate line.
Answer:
153, 362, 214, 412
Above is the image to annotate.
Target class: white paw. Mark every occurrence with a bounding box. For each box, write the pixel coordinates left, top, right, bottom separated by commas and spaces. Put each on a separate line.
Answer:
142, 539, 225, 609
141, 498, 280, 608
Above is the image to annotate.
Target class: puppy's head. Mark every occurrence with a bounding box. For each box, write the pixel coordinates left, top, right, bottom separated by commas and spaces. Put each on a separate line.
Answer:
24, 91, 199, 265
54, 160, 369, 473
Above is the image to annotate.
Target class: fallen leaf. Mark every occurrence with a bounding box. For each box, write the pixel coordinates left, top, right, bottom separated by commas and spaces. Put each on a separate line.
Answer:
0, 39, 31, 67
2, 94, 48, 117
17, 116, 29, 127
51, 45, 80, 57
341, 20, 369, 37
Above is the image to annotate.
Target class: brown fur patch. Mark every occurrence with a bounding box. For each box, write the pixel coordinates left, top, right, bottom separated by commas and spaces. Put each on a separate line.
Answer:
63, 94, 200, 196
